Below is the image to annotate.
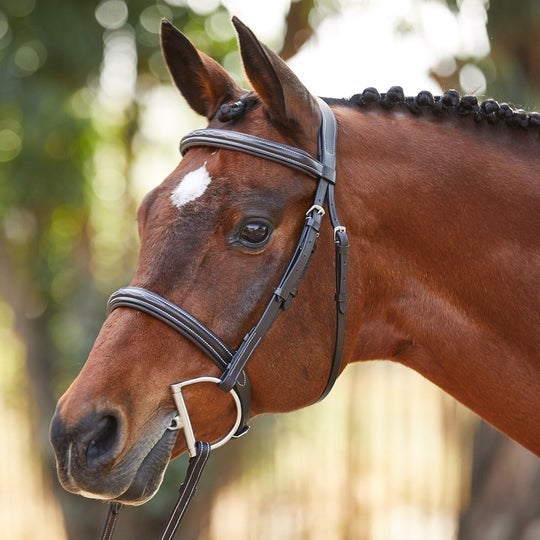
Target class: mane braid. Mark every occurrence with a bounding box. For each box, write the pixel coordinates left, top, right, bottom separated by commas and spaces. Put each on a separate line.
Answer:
216, 86, 539, 132
217, 92, 260, 123
325, 86, 540, 132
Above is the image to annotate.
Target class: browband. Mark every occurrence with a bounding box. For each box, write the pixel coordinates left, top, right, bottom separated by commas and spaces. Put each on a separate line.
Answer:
180, 115, 336, 184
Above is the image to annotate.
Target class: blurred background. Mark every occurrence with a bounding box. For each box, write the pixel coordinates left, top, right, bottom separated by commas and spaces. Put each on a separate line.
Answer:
0, 0, 539, 538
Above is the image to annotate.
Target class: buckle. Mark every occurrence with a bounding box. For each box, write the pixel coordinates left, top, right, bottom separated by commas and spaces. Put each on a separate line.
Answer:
333, 225, 346, 242
168, 377, 243, 457
306, 204, 325, 217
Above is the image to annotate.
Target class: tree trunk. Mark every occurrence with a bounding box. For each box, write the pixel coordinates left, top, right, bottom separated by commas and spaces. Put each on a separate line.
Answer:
458, 422, 540, 540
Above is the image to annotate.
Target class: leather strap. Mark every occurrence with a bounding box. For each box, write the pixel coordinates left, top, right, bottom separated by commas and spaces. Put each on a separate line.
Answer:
107, 288, 252, 436
160, 441, 211, 540
180, 129, 335, 184
218, 203, 326, 392
315, 98, 349, 400
99, 502, 122, 540
98, 443, 211, 540
108, 288, 234, 369
318, 201, 349, 402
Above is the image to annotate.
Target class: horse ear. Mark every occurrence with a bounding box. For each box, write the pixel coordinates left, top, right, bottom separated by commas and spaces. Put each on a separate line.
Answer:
160, 19, 243, 119
232, 16, 320, 138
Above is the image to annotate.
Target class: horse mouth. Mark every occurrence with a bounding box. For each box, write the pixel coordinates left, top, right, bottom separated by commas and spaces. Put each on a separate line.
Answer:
54, 421, 178, 506
111, 428, 178, 505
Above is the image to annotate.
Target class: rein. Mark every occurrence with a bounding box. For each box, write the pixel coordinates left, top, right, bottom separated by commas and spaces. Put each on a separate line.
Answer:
100, 98, 348, 539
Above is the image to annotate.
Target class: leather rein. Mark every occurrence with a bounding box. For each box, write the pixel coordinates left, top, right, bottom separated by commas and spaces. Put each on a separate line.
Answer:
99, 98, 349, 539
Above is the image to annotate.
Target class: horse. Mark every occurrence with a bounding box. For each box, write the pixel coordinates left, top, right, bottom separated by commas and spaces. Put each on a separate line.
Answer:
50, 15, 540, 522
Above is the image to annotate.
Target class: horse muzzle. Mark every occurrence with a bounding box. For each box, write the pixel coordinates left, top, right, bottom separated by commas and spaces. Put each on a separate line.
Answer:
50, 406, 177, 505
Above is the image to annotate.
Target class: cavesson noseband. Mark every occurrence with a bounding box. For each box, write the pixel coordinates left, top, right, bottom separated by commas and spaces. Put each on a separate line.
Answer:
100, 98, 349, 539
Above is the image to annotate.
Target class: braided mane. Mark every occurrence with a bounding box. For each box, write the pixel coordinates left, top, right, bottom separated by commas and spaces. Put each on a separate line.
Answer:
328, 86, 540, 132
216, 87, 540, 133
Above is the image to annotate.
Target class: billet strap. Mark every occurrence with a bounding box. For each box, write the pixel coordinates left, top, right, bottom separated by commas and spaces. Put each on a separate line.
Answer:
99, 502, 122, 540
317, 186, 349, 402
314, 99, 349, 400
160, 441, 211, 540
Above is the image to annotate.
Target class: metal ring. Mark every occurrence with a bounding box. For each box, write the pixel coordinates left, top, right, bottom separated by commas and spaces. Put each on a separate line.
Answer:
169, 377, 243, 457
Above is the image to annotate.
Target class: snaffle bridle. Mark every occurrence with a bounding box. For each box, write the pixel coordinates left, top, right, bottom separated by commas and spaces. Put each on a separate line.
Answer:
99, 98, 349, 539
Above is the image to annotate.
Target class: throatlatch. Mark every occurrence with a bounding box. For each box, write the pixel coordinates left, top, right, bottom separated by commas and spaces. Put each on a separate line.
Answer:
101, 97, 348, 539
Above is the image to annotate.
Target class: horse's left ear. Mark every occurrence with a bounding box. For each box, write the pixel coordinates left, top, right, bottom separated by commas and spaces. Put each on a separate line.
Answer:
232, 17, 321, 140
161, 19, 243, 119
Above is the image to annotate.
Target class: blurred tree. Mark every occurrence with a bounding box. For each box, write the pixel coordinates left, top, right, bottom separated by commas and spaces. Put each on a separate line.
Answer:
485, 0, 540, 106
435, 0, 540, 106
0, 1, 108, 532
0, 0, 320, 537
458, 424, 540, 540
281, 0, 315, 60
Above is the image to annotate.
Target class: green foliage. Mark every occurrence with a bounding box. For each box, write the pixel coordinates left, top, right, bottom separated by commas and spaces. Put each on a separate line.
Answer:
485, 0, 540, 108
0, 1, 102, 385
0, 1, 244, 536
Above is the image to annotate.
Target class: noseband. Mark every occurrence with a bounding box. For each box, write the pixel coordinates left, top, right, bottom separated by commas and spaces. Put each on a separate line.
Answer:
100, 98, 349, 539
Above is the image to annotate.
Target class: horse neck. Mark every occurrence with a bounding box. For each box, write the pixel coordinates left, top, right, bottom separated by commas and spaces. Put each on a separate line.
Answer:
334, 107, 540, 454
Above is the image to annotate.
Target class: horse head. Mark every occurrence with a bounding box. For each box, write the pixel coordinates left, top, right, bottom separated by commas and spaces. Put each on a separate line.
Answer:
50, 19, 341, 505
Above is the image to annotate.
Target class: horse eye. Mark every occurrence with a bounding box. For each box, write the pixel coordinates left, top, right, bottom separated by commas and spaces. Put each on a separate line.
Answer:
238, 221, 272, 247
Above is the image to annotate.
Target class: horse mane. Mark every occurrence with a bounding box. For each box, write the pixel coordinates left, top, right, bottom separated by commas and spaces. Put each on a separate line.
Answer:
217, 87, 540, 133
329, 87, 540, 132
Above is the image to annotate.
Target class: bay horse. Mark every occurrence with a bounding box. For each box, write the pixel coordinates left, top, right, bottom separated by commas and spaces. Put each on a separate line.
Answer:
51, 16, 540, 524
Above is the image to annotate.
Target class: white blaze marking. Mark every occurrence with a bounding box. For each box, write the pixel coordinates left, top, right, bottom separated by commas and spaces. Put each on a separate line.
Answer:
170, 162, 212, 210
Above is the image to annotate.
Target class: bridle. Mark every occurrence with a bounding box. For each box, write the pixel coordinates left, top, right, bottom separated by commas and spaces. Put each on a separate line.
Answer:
99, 98, 349, 539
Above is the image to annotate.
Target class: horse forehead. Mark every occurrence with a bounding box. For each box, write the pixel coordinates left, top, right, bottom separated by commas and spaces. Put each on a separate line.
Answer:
170, 161, 212, 210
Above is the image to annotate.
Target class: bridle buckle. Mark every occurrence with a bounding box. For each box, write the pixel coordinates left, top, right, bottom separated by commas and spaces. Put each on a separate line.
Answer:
334, 225, 346, 242
306, 204, 325, 217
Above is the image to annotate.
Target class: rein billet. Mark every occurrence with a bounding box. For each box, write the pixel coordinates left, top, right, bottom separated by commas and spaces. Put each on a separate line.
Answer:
100, 97, 349, 539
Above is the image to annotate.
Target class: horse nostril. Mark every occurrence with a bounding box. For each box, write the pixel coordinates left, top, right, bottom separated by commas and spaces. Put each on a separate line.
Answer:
50, 408, 126, 480
86, 414, 119, 466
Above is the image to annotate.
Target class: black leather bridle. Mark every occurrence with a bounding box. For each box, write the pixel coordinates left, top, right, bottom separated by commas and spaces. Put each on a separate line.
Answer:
99, 98, 349, 540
